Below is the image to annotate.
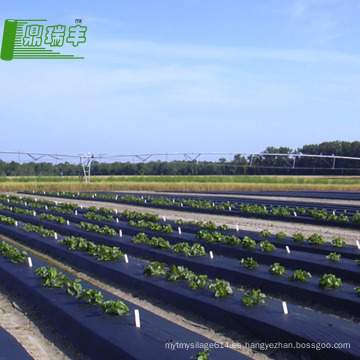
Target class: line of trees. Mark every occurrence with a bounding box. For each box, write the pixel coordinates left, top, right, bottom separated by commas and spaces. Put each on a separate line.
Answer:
0, 141, 359, 177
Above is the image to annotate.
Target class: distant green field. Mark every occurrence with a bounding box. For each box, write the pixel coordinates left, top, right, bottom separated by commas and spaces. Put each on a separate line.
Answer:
0, 175, 359, 192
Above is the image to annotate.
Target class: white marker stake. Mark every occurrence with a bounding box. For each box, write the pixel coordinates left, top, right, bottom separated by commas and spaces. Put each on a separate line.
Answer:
180, 203, 183, 207
178, 227, 182, 235
163, 216, 166, 222
74, 210, 78, 216
14, 221, 18, 227
27, 257, 33, 268
144, 199, 147, 204
66, 220, 70, 226
333, 210, 336, 215
212, 202, 215, 207
33, 211, 36, 217
124, 254, 129, 263
45, 205, 48, 210
35, 198, 37, 202
285, 246, 291, 254
293, 211, 297, 217
80, 205, 83, 209
209, 251, 214, 259
115, 209, 118, 214
282, 301, 288, 315
24, 202, 27, 206
119, 229, 123, 237
134, 309, 141, 328
115, 195, 118, 200
229, 207, 231, 211
55, 201, 57, 205
116, 218, 119, 223
54, 232, 58, 240
356, 240, 360, 250
236, 225, 239, 232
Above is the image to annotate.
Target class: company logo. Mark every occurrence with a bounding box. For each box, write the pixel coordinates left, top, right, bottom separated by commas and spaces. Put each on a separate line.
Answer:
1, 19, 87, 61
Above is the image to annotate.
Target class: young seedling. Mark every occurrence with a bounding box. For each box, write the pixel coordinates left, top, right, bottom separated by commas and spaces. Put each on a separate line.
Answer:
66, 279, 83, 298
79, 289, 104, 304
276, 231, 287, 240
319, 274, 343, 289
165, 265, 194, 281
208, 279, 233, 298
242, 289, 268, 306
218, 224, 228, 231
289, 270, 311, 282
308, 233, 325, 245
292, 233, 306, 242
269, 263, 286, 276
143, 262, 166, 276
35, 266, 69, 288
259, 241, 276, 252
326, 252, 341, 262
259, 229, 271, 237
102, 300, 129, 316
189, 274, 208, 290
331, 236, 346, 248
192, 349, 211, 360
242, 236, 257, 249
239, 257, 258, 269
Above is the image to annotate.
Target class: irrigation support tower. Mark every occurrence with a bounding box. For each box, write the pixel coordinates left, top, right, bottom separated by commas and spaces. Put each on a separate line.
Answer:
0, 151, 360, 182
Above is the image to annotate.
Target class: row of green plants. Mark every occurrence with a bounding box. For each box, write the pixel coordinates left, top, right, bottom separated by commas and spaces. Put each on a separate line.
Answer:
239, 257, 349, 290
76, 222, 117, 236
175, 219, 228, 231
25, 191, 360, 224
0, 214, 16, 225
143, 261, 268, 306
49, 206, 74, 214
59, 236, 124, 261
35, 266, 129, 315
0, 241, 28, 263
260, 228, 349, 248
128, 220, 173, 233
83, 211, 114, 222
21, 223, 56, 238
0, 203, 33, 216
38, 213, 67, 224
132, 233, 206, 256
120, 209, 159, 221
195, 230, 277, 251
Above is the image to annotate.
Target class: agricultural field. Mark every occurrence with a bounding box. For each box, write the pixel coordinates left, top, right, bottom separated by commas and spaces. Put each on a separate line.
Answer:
0, 188, 360, 359
1, 175, 360, 192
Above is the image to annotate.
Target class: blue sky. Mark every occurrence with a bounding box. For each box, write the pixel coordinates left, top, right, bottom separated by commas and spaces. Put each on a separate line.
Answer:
1, 1, 359, 163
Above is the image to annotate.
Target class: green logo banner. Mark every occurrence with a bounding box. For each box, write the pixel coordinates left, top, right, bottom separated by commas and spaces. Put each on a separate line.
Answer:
1, 19, 87, 61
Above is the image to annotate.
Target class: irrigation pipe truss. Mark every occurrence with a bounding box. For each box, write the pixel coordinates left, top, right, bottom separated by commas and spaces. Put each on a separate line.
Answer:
0, 151, 360, 182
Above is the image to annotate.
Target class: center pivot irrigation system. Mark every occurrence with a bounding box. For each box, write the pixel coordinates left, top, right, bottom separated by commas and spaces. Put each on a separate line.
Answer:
1, 151, 360, 182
